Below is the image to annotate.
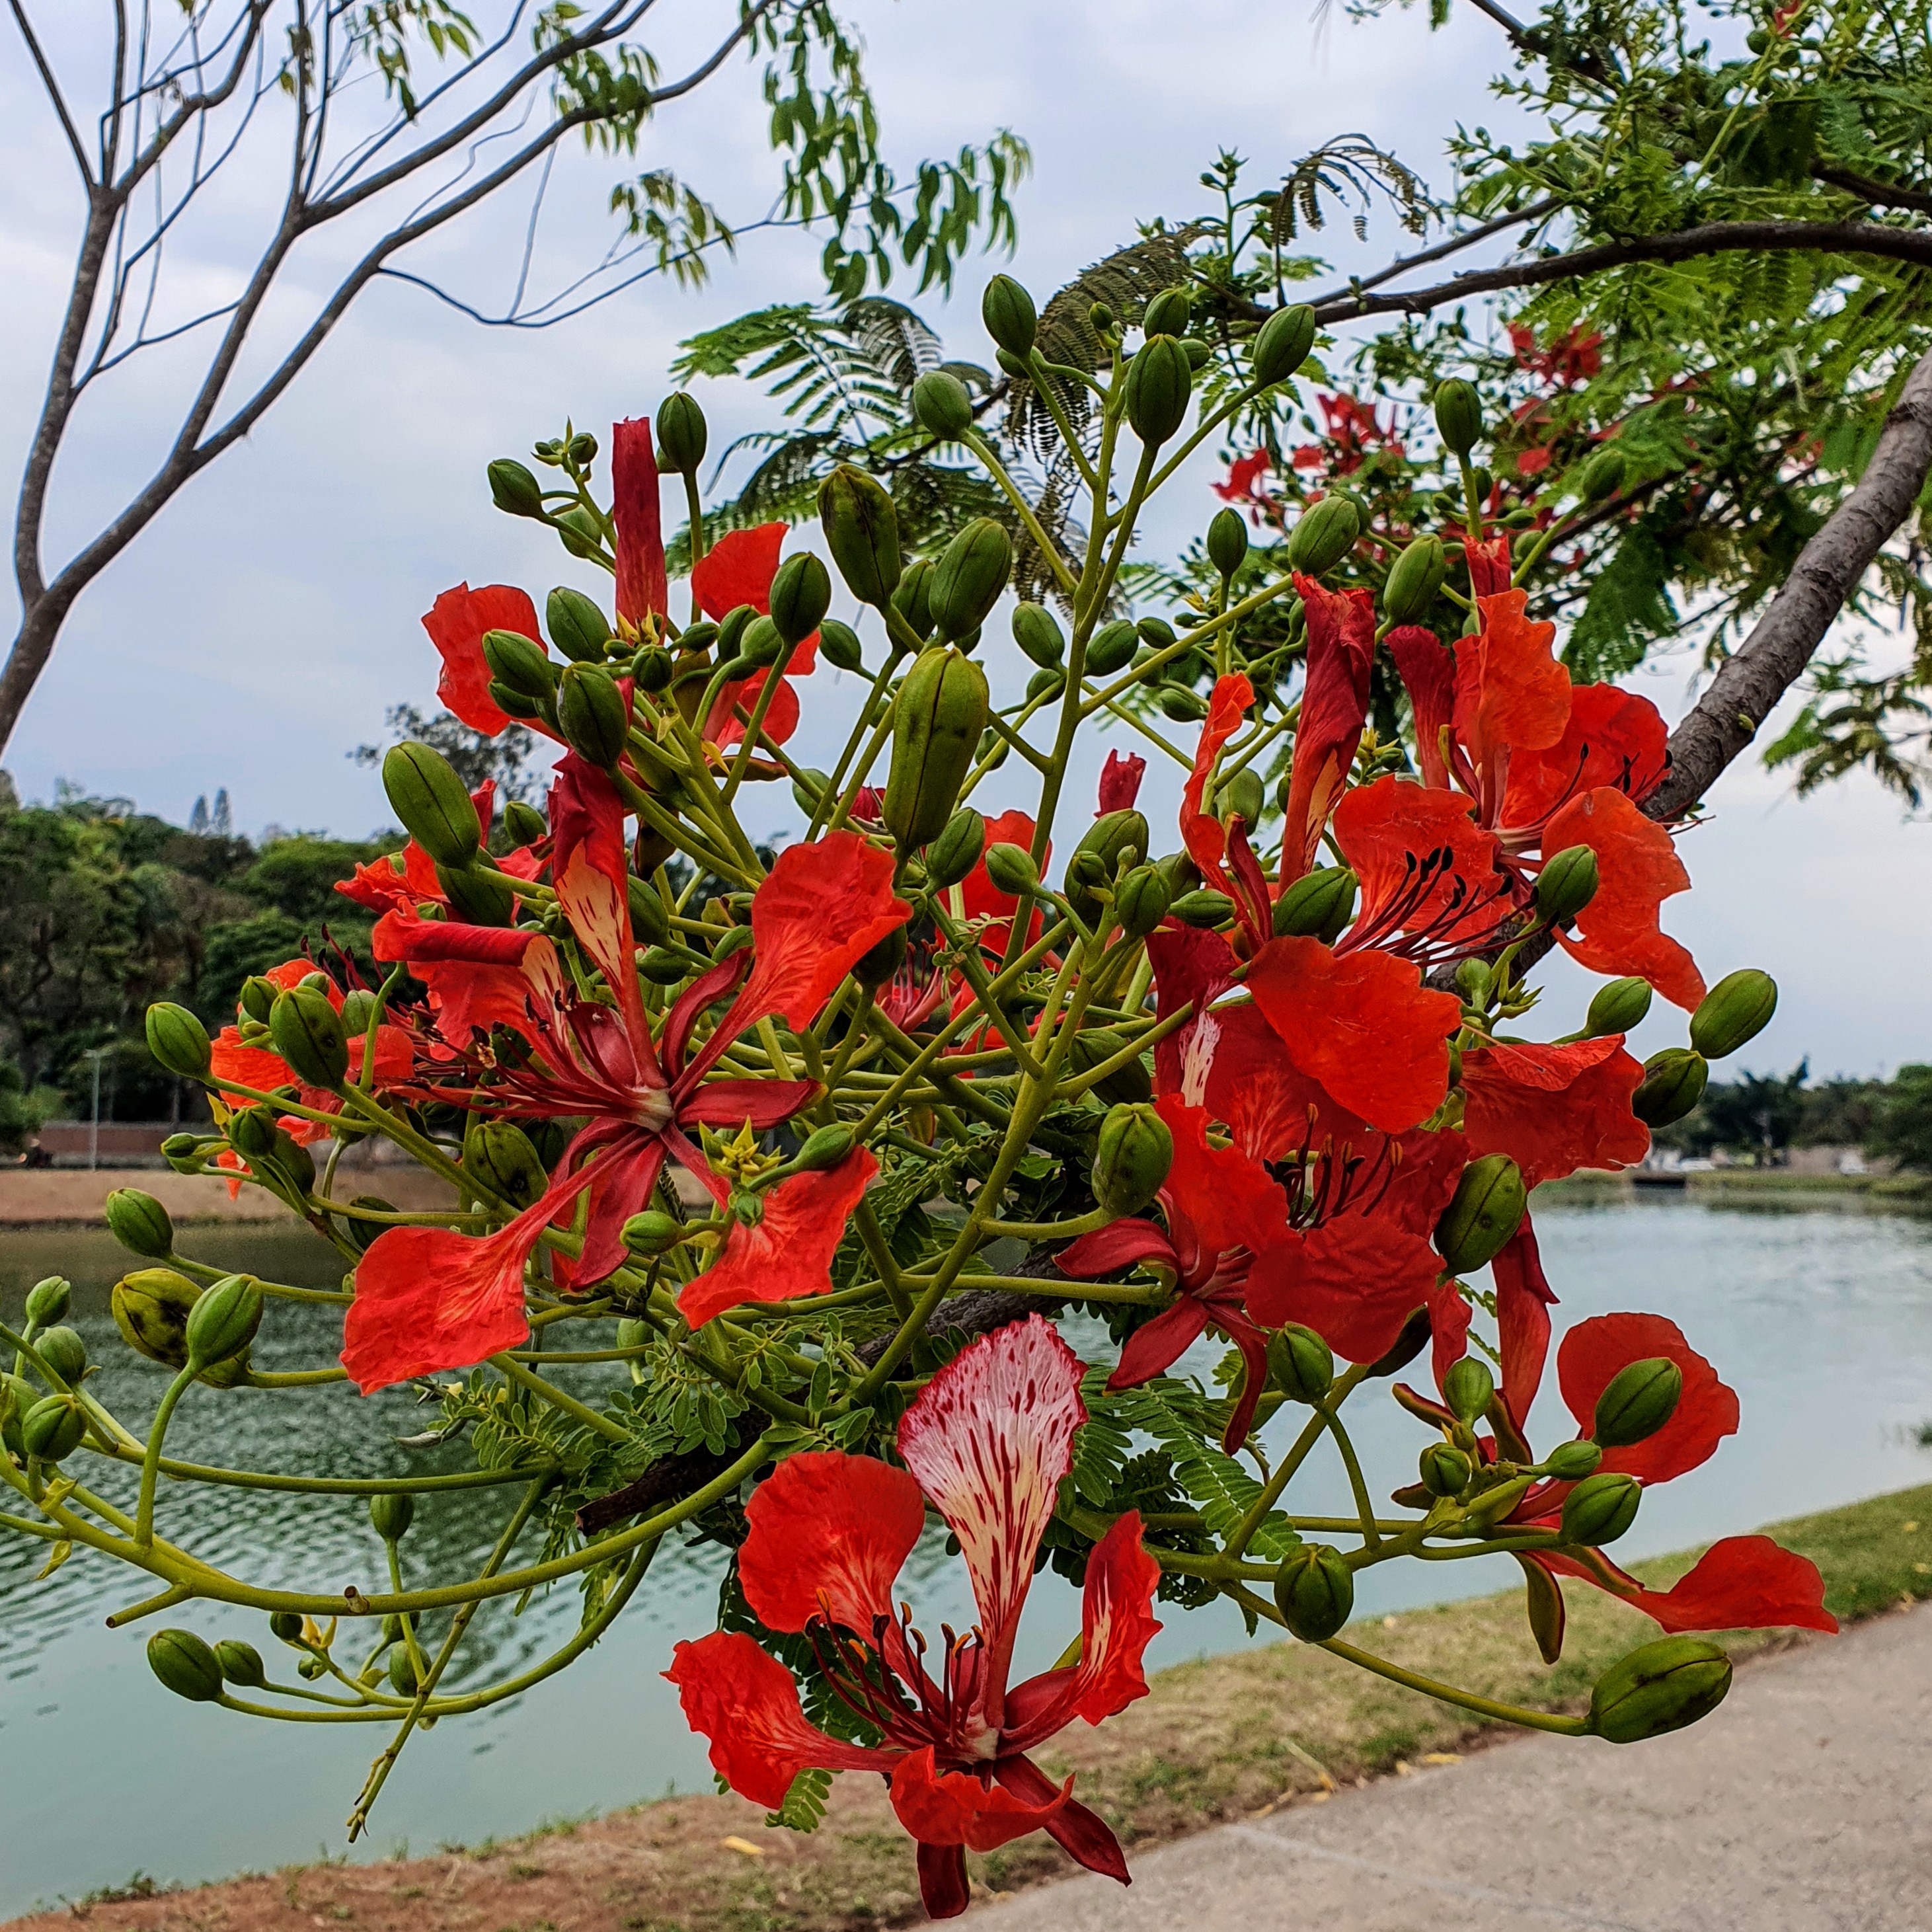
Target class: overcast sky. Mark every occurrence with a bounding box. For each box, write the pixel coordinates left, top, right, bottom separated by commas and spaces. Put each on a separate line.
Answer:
1, 0, 1925, 1078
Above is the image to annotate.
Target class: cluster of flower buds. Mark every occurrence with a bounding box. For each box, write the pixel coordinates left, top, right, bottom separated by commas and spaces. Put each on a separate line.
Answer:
0, 264, 1831, 1922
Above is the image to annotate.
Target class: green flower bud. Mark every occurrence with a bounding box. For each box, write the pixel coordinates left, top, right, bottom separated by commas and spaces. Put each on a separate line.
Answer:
468, 1121, 550, 1209
1434, 379, 1483, 457
1206, 508, 1249, 579
1092, 1102, 1173, 1217
487, 459, 545, 519
25, 1276, 71, 1326
1545, 1438, 1604, 1481
621, 1210, 685, 1256
1267, 1324, 1334, 1404
1086, 620, 1141, 677
148, 1629, 225, 1703
656, 392, 708, 475
852, 921, 907, 990
369, 1491, 416, 1542
1287, 496, 1362, 578
1383, 534, 1448, 625
1274, 1543, 1354, 1642
436, 862, 515, 927
1124, 334, 1194, 447
239, 975, 278, 1023
1138, 616, 1177, 648
1467, 465, 1495, 502
1689, 969, 1777, 1060
1589, 1637, 1731, 1744
1067, 1026, 1153, 1107
982, 842, 1040, 898
884, 647, 989, 853
715, 605, 755, 660
1169, 888, 1234, 928
112, 1268, 202, 1369
819, 619, 865, 674
1089, 300, 1116, 334
269, 1611, 306, 1645
792, 1125, 857, 1173
1217, 769, 1265, 830
1251, 305, 1317, 387
1274, 865, 1359, 943
1159, 686, 1210, 722
0, 1372, 32, 1455
630, 645, 674, 693
185, 1274, 264, 1371
215, 1639, 268, 1689
1535, 844, 1600, 925
1561, 1469, 1641, 1546
1026, 666, 1065, 705
145, 1002, 212, 1080
269, 986, 348, 1089
1585, 977, 1653, 1038
1065, 809, 1150, 929
1436, 1154, 1527, 1274
1114, 865, 1171, 941
1141, 286, 1193, 337
1420, 1441, 1472, 1496
382, 742, 480, 869
482, 630, 556, 704
389, 1649, 420, 1697
639, 947, 690, 986
1442, 1354, 1495, 1426
930, 519, 1013, 644
558, 662, 631, 767
1012, 603, 1066, 667
23, 1393, 85, 1461
553, 505, 605, 560
35, 1325, 87, 1386
734, 616, 783, 669
1593, 1358, 1683, 1449
818, 465, 903, 607
983, 275, 1038, 358
340, 1196, 396, 1255
566, 430, 599, 467
1577, 447, 1625, 504
1633, 1048, 1709, 1128
770, 552, 832, 648
615, 1319, 650, 1352
625, 877, 671, 948
913, 369, 976, 440
928, 808, 987, 888
892, 557, 937, 642
1455, 958, 1492, 1009
229, 1105, 277, 1159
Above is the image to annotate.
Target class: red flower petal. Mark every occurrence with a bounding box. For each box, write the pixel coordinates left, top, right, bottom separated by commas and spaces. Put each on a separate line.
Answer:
677, 1148, 876, 1329
1492, 1220, 1557, 1428
1500, 682, 1670, 833
1107, 1295, 1210, 1390
373, 913, 564, 1047
1055, 1219, 1180, 1281
1546, 787, 1705, 1010
691, 523, 786, 619
422, 584, 541, 736
342, 1163, 598, 1391
1245, 1212, 1444, 1364
1464, 531, 1513, 598
737, 1449, 927, 1635
1557, 1312, 1740, 1483
897, 1315, 1085, 1710
1461, 1036, 1649, 1187
1331, 774, 1516, 952
1180, 673, 1253, 894
1456, 591, 1570, 772
705, 663, 804, 751
1428, 1280, 1473, 1392
1145, 925, 1239, 1099
1097, 750, 1146, 814
549, 755, 655, 1065
1247, 935, 1462, 1134
889, 1746, 1070, 1853
664, 1630, 892, 1811
612, 418, 667, 626
1541, 1535, 1836, 1634
1155, 1096, 1292, 1275
1198, 1002, 1365, 1165
1280, 578, 1373, 884
1387, 626, 1456, 789
959, 808, 1048, 961
1067, 1509, 1163, 1724
730, 833, 911, 1034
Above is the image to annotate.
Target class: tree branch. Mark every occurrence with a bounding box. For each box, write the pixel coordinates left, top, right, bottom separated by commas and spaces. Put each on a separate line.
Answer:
8, 0, 95, 183
1811, 162, 1932, 220
1300, 195, 1565, 312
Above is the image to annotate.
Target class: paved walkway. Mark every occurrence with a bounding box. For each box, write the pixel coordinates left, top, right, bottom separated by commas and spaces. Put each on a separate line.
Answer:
976, 1604, 1931, 1931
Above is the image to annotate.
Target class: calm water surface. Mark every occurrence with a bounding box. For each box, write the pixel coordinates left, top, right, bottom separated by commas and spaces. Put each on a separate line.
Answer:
3, 1194, 1930, 1910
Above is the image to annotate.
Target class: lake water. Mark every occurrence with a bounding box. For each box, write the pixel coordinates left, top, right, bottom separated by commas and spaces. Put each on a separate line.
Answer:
3, 1192, 1931, 1913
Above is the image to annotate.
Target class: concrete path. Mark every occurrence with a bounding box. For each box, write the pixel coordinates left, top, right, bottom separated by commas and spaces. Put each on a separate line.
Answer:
976, 1604, 1931, 1931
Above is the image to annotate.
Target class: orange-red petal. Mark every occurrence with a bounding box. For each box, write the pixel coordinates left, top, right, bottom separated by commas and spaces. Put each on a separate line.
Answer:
1556, 1312, 1739, 1483
1461, 1036, 1649, 1187
422, 584, 541, 737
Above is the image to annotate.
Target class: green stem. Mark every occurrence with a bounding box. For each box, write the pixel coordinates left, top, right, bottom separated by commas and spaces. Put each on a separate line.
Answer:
134, 1364, 199, 1549
1318, 1635, 1591, 1735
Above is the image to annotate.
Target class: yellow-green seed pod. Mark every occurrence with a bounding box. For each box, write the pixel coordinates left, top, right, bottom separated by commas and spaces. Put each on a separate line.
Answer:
883, 647, 989, 853
1689, 969, 1777, 1060
1588, 1637, 1732, 1744
1435, 1154, 1526, 1274
818, 465, 903, 607
382, 742, 479, 869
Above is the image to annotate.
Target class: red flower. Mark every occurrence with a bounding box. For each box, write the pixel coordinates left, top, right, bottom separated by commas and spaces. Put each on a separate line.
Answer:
421, 585, 547, 739
665, 1317, 1160, 1919
1460, 1036, 1649, 1186
1463, 531, 1514, 599
1278, 578, 1373, 885
1058, 1097, 1288, 1450
1246, 934, 1462, 1134
1543, 787, 1705, 1010
1492, 1220, 1557, 1433
1387, 626, 1456, 789
1213, 449, 1276, 520
344, 801, 908, 1389
613, 417, 668, 629
1539, 1536, 1837, 1635
1097, 750, 1146, 815
335, 779, 541, 919
1292, 394, 1404, 477
1498, 683, 1670, 843
1453, 592, 1572, 814
679, 1148, 878, 1328
691, 523, 787, 620
1179, 674, 1253, 900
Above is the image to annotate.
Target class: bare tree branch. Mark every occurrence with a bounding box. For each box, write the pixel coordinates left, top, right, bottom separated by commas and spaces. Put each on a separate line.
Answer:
1812, 162, 1932, 220
1299, 195, 1565, 311
8, 0, 95, 182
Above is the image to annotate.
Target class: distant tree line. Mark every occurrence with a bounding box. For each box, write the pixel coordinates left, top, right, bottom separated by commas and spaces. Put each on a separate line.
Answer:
1658, 1062, 1932, 1173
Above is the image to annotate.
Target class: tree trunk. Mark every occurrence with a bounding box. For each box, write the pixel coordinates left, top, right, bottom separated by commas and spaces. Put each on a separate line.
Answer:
0, 593, 78, 760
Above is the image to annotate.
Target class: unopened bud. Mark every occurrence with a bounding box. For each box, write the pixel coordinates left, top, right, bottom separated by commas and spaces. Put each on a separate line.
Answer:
656, 392, 708, 475
927, 808, 987, 887
1124, 334, 1193, 447
913, 369, 976, 440
239, 975, 278, 1024
819, 619, 865, 673
892, 557, 936, 642
1251, 305, 1317, 387
1535, 844, 1600, 925
1086, 619, 1141, 677
1092, 1102, 1173, 1217
1274, 865, 1359, 943
1434, 379, 1483, 457
1012, 603, 1066, 667
1274, 1544, 1354, 1642
35, 1325, 86, 1385
383, 742, 481, 869
369, 1491, 416, 1542
468, 1121, 550, 1209
1383, 534, 1448, 625
770, 551, 832, 648
884, 648, 989, 852
270, 986, 348, 1089
1420, 1441, 1471, 1496
982, 276, 1038, 359
621, 1210, 685, 1256
818, 465, 902, 607
792, 1125, 858, 1174
1442, 1354, 1494, 1426
1689, 969, 1777, 1061
1632, 1049, 1709, 1128
852, 921, 907, 990
1286, 496, 1362, 577
1589, 1637, 1731, 1744
487, 459, 545, 519
1168, 888, 1233, 927
1217, 769, 1264, 830
1266, 1324, 1334, 1404
1207, 508, 1249, 580
145, 1003, 212, 1079
982, 842, 1040, 898
1065, 809, 1150, 929
112, 1268, 200, 1369
23, 1393, 85, 1462
1545, 1438, 1604, 1481
1561, 1469, 1641, 1546
1113, 865, 1171, 941
185, 1274, 264, 1371
1593, 1358, 1683, 1448
1585, 976, 1652, 1038
558, 662, 631, 767
214, 1639, 267, 1688
1435, 1154, 1526, 1274
148, 1629, 225, 1703
1577, 447, 1625, 504
26, 1276, 71, 1326
930, 520, 1013, 644
1141, 286, 1192, 337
